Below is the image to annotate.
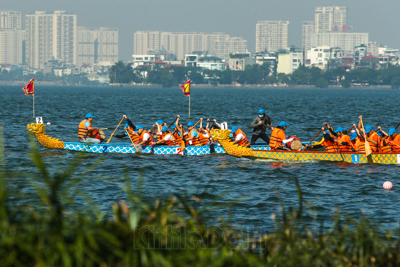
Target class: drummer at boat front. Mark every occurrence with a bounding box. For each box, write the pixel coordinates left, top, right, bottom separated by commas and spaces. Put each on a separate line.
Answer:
250, 109, 273, 145
269, 121, 293, 150
78, 113, 101, 144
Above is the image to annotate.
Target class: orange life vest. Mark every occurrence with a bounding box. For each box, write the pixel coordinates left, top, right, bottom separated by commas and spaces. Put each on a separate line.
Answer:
367, 132, 379, 152
78, 120, 91, 139
127, 128, 140, 143
198, 130, 210, 145
338, 135, 352, 152
139, 130, 153, 146
269, 128, 285, 149
355, 139, 365, 152
233, 129, 250, 147
380, 139, 391, 153
161, 132, 176, 146
187, 128, 200, 146
389, 134, 400, 152
322, 139, 338, 153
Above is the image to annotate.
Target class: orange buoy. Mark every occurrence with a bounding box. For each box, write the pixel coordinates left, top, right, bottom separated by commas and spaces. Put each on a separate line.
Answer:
383, 181, 393, 190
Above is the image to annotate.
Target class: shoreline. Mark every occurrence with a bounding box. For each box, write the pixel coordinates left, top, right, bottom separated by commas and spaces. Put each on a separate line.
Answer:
0, 80, 394, 89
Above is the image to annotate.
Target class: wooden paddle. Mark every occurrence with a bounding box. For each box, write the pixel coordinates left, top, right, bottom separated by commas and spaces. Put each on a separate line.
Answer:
168, 117, 178, 128
360, 118, 372, 156
302, 128, 323, 150
346, 125, 354, 133
395, 122, 400, 130
106, 116, 125, 143
180, 125, 185, 151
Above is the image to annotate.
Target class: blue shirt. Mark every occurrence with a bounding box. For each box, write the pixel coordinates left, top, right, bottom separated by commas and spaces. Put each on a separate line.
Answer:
191, 131, 198, 137
85, 121, 90, 128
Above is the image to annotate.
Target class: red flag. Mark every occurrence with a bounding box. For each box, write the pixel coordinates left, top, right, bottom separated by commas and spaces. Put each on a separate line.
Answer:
181, 79, 190, 97
23, 78, 35, 96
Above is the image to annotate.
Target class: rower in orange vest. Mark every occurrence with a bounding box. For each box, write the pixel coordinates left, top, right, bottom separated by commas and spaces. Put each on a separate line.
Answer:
387, 128, 400, 152
185, 121, 200, 146
78, 113, 101, 144
269, 121, 292, 150
353, 126, 366, 152
231, 126, 250, 147
358, 116, 379, 152
331, 126, 354, 152
134, 125, 154, 148
377, 127, 396, 152
153, 126, 176, 146
198, 118, 211, 145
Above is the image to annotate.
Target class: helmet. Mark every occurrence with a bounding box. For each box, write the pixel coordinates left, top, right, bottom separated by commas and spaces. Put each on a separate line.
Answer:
258, 109, 265, 114
161, 126, 168, 132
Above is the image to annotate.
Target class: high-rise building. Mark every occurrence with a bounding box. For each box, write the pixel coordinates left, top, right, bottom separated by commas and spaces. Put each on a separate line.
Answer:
256, 21, 289, 53
26, 11, 77, 69
310, 32, 368, 55
0, 9, 21, 29
77, 27, 118, 67
215, 37, 247, 61
315, 6, 347, 33
133, 31, 238, 61
302, 21, 314, 58
0, 29, 23, 65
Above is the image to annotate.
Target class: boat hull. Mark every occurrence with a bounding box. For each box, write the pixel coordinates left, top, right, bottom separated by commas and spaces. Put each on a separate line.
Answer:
63, 142, 271, 155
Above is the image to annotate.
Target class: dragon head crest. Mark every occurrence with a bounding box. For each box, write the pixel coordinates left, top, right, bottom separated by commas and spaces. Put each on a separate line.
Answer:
210, 129, 231, 141
27, 123, 46, 135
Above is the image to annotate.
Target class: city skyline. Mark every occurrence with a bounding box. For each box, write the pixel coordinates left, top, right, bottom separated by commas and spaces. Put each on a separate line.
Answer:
1, 0, 399, 62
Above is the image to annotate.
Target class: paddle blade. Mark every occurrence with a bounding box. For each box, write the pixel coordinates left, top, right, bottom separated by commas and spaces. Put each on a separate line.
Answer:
365, 140, 372, 156
181, 140, 185, 151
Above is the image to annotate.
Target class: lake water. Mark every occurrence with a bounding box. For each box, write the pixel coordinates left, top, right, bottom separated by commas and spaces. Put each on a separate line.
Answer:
1, 85, 399, 232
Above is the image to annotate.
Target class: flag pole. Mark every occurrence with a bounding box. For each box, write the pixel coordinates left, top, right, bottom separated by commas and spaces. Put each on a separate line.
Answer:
33, 94, 35, 118
188, 94, 191, 118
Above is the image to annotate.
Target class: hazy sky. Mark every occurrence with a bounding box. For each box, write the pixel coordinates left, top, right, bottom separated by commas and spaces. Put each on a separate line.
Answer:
5, 0, 400, 61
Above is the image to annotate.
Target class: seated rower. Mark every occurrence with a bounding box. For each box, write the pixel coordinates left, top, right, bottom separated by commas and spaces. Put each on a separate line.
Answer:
155, 120, 165, 139
358, 116, 379, 152
332, 126, 354, 152
387, 128, 400, 152
231, 126, 250, 147
78, 113, 101, 144
353, 126, 366, 152
185, 121, 201, 146
304, 127, 337, 152
213, 119, 228, 130
174, 115, 186, 143
113, 115, 136, 139
134, 125, 154, 148
377, 127, 397, 152
153, 126, 176, 146
198, 118, 211, 145
269, 121, 292, 150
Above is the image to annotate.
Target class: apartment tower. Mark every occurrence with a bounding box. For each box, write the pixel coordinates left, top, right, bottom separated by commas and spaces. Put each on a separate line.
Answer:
255, 20, 289, 53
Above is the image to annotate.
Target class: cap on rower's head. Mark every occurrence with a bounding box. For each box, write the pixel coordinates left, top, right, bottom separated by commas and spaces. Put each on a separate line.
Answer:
258, 108, 265, 114
85, 113, 95, 119
364, 125, 372, 134
334, 127, 344, 133
136, 125, 143, 130
279, 121, 290, 127
157, 120, 164, 125
187, 121, 194, 127
231, 126, 238, 133
161, 126, 168, 132
388, 128, 396, 136
351, 132, 358, 140
171, 125, 176, 129
124, 122, 130, 128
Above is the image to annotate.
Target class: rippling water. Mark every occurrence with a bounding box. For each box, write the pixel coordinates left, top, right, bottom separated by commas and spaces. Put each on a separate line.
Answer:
1, 85, 400, 231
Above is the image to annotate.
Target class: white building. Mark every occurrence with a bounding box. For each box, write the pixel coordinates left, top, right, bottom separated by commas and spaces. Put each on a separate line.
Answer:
26, 11, 77, 69
0, 29, 23, 65
77, 27, 118, 67
256, 20, 289, 53
277, 50, 303, 75
254, 52, 278, 76
214, 37, 247, 61
228, 52, 254, 71
310, 32, 368, 55
354, 45, 368, 63
306, 46, 344, 68
302, 21, 314, 59
315, 6, 347, 33
184, 54, 225, 71
0, 10, 21, 29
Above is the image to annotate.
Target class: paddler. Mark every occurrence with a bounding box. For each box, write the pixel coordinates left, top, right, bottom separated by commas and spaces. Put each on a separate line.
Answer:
376, 127, 398, 152
231, 126, 250, 147
174, 115, 186, 143
78, 113, 101, 144
357, 116, 379, 152
153, 126, 176, 146
353, 126, 366, 152
198, 118, 211, 145
250, 108, 273, 145
269, 121, 292, 150
304, 127, 337, 152
185, 121, 200, 146
134, 125, 154, 148
113, 115, 136, 139
332, 126, 354, 152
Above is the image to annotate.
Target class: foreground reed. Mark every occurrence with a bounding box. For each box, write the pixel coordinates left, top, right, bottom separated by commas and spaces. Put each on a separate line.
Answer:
0, 128, 399, 266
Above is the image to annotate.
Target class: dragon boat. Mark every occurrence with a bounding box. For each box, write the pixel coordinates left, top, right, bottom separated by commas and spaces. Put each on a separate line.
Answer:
27, 123, 271, 156
211, 129, 400, 165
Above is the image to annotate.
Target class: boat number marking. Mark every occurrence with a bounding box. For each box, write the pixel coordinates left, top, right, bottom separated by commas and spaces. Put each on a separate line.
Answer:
102, 146, 108, 153
176, 147, 183, 155
351, 154, 360, 163
397, 154, 400, 164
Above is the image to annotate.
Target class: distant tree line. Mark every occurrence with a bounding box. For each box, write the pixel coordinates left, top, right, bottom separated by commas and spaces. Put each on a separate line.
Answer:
110, 60, 400, 88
